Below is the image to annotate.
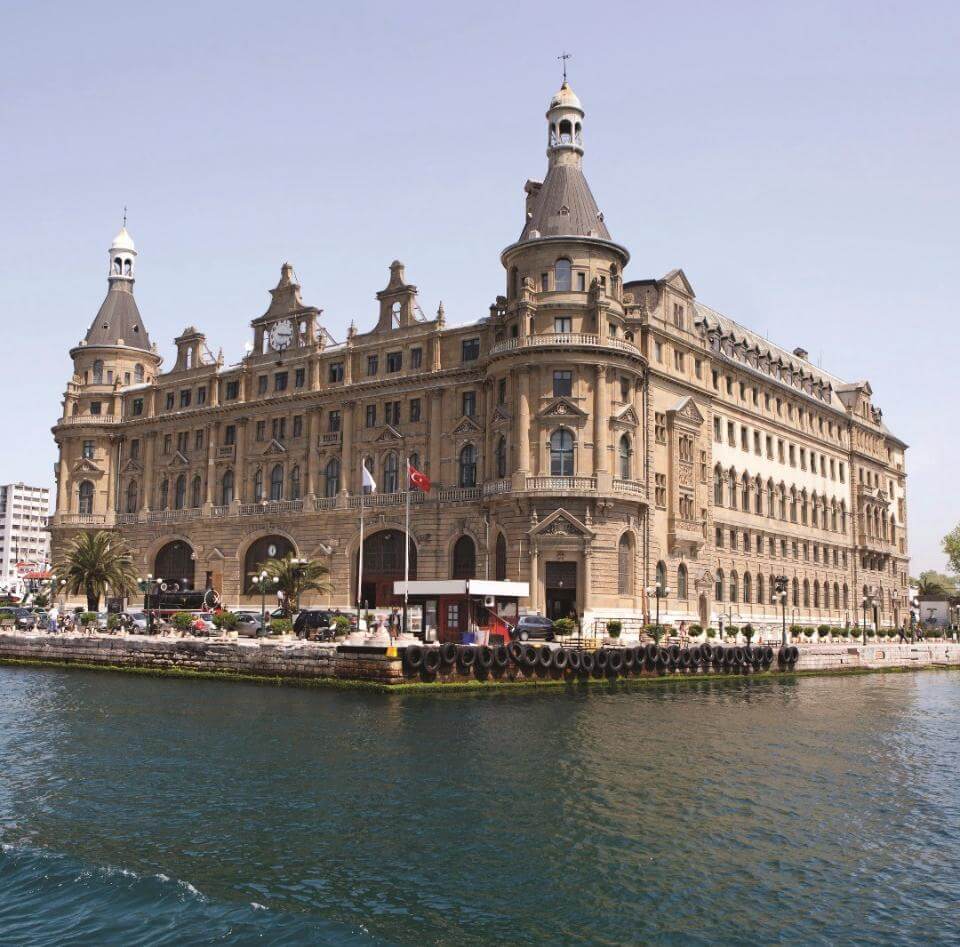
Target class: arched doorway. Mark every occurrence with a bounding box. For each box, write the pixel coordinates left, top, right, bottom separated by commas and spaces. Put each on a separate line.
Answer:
243, 535, 295, 593
155, 540, 195, 590
356, 530, 416, 607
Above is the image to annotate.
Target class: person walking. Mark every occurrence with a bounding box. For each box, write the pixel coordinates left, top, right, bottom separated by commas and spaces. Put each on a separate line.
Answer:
898, 623, 907, 644
47, 604, 59, 634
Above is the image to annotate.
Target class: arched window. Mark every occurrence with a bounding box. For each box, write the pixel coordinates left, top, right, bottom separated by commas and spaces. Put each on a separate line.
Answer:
190, 475, 202, 508
715, 569, 724, 602
714, 466, 724, 505
495, 436, 507, 478
757, 573, 765, 605
554, 258, 572, 292
159, 479, 169, 510
221, 470, 235, 505
270, 464, 284, 501
383, 453, 399, 493
769, 574, 777, 606
77, 480, 94, 515
743, 572, 752, 604
656, 560, 666, 591
289, 466, 301, 500
495, 533, 507, 581
792, 578, 799, 608
550, 429, 574, 476
362, 456, 375, 493
619, 435, 631, 480
768, 480, 775, 518
821, 581, 828, 609
677, 563, 688, 599
452, 536, 476, 579
134, 363, 144, 384
459, 444, 477, 488
92, 360, 104, 384
174, 474, 186, 510
730, 570, 739, 603
253, 469, 264, 501
125, 479, 138, 513
324, 458, 340, 497
803, 579, 811, 608
755, 476, 763, 514
728, 469, 737, 508
618, 533, 635, 595
834, 582, 841, 609
741, 473, 750, 509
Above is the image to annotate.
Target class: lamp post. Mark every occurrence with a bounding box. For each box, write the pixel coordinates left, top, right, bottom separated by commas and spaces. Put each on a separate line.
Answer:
139, 574, 160, 635
774, 575, 789, 647
861, 592, 876, 646
910, 595, 919, 642
645, 581, 670, 630
251, 570, 269, 635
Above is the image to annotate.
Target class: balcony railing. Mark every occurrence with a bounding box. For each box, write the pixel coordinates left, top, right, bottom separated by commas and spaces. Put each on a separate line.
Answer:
238, 500, 304, 515
348, 491, 427, 509
56, 513, 110, 526
58, 415, 121, 426
437, 487, 482, 503
147, 508, 201, 523
489, 333, 642, 358
613, 478, 646, 496
526, 476, 597, 493
482, 478, 512, 497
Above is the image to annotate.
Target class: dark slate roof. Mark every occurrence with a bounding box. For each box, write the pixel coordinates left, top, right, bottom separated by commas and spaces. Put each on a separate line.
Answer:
84, 283, 152, 351
520, 164, 611, 242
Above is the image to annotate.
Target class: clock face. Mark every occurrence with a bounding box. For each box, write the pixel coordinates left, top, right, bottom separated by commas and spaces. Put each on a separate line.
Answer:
269, 320, 294, 351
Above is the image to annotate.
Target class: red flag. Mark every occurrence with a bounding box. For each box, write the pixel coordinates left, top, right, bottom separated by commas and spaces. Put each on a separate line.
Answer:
409, 461, 431, 492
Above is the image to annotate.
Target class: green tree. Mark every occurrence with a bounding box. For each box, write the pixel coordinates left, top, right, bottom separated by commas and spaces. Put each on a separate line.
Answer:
910, 570, 957, 597
55, 531, 138, 612
942, 526, 960, 579
259, 553, 332, 617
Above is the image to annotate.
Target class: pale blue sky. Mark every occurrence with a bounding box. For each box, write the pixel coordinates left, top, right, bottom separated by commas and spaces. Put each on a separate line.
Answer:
1, 0, 957, 571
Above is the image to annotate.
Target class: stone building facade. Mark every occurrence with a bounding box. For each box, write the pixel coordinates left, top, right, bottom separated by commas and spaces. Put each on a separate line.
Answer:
50, 81, 910, 631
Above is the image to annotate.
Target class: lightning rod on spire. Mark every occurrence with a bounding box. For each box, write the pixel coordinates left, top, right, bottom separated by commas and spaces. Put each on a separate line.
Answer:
558, 51, 571, 83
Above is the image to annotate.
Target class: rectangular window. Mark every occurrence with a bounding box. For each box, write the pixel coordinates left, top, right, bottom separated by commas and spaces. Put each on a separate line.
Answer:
225, 380, 239, 400
654, 341, 663, 362
655, 473, 667, 507
385, 401, 400, 425
329, 362, 344, 383
726, 376, 733, 395
292, 415, 303, 438
554, 316, 572, 334
367, 355, 379, 376
741, 426, 749, 450
715, 526, 724, 548
695, 358, 702, 379
608, 322, 617, 338
553, 370, 573, 397
789, 444, 796, 466
82, 440, 94, 460
577, 272, 586, 291
328, 410, 340, 433
674, 350, 684, 371
498, 378, 507, 404
271, 417, 286, 441
274, 372, 288, 392
711, 370, 719, 389
778, 440, 785, 463
224, 425, 236, 446
713, 417, 721, 441
387, 351, 402, 373
197, 386, 207, 405
409, 399, 421, 423
132, 398, 144, 416
194, 429, 203, 450
180, 389, 191, 408
727, 421, 735, 446
540, 272, 549, 291
654, 413, 667, 444
800, 448, 807, 471
365, 404, 376, 427
753, 430, 761, 454
255, 420, 265, 441
163, 434, 172, 454
462, 391, 477, 417
177, 432, 188, 453
257, 375, 268, 395
461, 338, 480, 362
294, 368, 305, 388
130, 439, 140, 460
165, 392, 174, 410
673, 302, 685, 329
90, 401, 102, 415
411, 348, 422, 370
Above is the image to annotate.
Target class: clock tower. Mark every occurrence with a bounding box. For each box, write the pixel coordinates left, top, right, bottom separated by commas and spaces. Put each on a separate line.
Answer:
250, 262, 322, 356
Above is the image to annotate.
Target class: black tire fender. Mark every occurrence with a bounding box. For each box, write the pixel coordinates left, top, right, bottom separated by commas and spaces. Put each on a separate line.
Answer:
477, 645, 494, 669
493, 645, 510, 668
439, 642, 458, 665
507, 641, 524, 664
458, 645, 477, 668
553, 648, 569, 671
568, 649, 582, 672
521, 644, 538, 668
580, 651, 595, 675
537, 646, 554, 669
595, 649, 610, 671
608, 649, 624, 674
422, 648, 441, 674
403, 645, 424, 670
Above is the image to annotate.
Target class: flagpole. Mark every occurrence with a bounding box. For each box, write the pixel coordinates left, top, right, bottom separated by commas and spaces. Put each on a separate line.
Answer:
357, 498, 364, 631
403, 456, 410, 635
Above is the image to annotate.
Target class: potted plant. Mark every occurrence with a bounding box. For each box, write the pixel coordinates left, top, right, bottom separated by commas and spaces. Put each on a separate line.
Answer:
705, 627, 717, 640
212, 611, 239, 634
270, 617, 294, 638
689, 624, 703, 639
106, 614, 122, 633
742, 624, 755, 644
554, 617, 576, 639
172, 611, 195, 635
726, 624, 740, 643
606, 619, 622, 639
646, 623, 664, 645
817, 624, 830, 641
79, 611, 98, 632
332, 615, 352, 637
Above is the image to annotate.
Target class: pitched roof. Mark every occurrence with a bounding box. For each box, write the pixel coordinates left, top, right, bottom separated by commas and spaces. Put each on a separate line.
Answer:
519, 164, 611, 242
84, 283, 152, 351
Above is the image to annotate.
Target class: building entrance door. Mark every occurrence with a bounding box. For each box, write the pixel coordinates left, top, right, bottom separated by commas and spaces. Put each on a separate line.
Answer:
356, 530, 416, 607
545, 561, 577, 620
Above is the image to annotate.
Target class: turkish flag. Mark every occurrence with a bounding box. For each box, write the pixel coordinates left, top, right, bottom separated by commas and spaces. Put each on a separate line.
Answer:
409, 462, 431, 492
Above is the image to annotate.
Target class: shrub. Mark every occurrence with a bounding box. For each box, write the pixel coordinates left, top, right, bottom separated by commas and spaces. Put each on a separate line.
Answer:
107, 614, 121, 631
79, 611, 98, 627
172, 611, 195, 631
212, 610, 239, 631
606, 619, 622, 638
817, 624, 830, 637
645, 623, 664, 643
838, 628, 850, 638
706, 627, 716, 639
553, 617, 576, 638
803, 628, 814, 639
332, 615, 351, 635
742, 624, 755, 642
689, 624, 703, 636
270, 618, 294, 636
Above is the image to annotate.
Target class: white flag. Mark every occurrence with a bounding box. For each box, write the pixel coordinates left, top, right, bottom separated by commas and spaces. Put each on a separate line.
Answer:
362, 464, 377, 492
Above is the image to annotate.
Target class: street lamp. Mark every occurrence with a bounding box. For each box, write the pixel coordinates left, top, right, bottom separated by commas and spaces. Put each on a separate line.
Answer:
251, 571, 272, 635
910, 596, 919, 642
645, 582, 671, 630
774, 575, 789, 648
139, 574, 160, 635
861, 592, 876, 646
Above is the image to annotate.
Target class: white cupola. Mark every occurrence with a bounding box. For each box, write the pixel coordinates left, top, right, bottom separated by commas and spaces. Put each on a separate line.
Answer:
108, 226, 137, 282
546, 81, 584, 167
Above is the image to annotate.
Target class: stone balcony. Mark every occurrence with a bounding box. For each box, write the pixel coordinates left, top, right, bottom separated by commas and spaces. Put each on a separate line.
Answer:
488, 332, 644, 361
56, 414, 122, 426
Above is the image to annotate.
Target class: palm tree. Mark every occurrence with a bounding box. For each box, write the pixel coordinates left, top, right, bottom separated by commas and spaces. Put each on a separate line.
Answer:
259, 553, 332, 616
912, 571, 957, 597
55, 531, 139, 612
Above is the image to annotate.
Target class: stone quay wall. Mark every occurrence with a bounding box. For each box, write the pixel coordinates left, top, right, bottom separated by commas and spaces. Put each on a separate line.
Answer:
0, 633, 958, 687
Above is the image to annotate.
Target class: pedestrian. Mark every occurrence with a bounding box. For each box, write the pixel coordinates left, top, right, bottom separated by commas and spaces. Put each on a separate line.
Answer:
916, 622, 925, 642
47, 604, 59, 634
898, 623, 907, 644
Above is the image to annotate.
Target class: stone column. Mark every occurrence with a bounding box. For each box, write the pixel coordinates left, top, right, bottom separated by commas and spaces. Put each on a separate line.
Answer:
235, 419, 247, 503
105, 437, 118, 513
204, 422, 217, 506
594, 365, 611, 491
340, 402, 354, 495
513, 368, 530, 490
429, 391, 443, 486
582, 544, 593, 617
529, 540, 539, 612
305, 411, 318, 498
141, 433, 155, 512
209, 378, 220, 408
56, 452, 69, 513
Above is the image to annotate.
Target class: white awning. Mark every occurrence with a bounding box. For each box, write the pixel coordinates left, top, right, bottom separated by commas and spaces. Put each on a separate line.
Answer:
392, 579, 529, 598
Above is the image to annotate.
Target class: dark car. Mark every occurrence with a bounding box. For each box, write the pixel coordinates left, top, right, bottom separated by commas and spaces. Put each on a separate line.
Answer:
15, 607, 42, 630
294, 609, 355, 640
510, 615, 556, 642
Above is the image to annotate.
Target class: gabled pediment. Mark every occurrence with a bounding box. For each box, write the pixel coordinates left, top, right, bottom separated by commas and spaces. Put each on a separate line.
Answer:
667, 395, 704, 426
166, 450, 190, 468
537, 397, 587, 421
451, 416, 481, 436
263, 439, 287, 455
662, 268, 695, 297
612, 404, 639, 427
121, 458, 143, 474
491, 405, 512, 426
207, 546, 226, 561
530, 508, 595, 540
71, 457, 103, 476
375, 425, 403, 442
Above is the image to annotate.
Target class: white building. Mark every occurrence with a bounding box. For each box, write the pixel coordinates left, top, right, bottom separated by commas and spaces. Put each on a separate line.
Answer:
0, 483, 51, 580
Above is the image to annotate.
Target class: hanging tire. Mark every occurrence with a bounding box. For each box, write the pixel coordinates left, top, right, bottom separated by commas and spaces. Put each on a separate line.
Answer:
669, 644, 681, 661
623, 647, 636, 671
679, 649, 692, 669
713, 648, 726, 667
568, 649, 582, 672
508, 641, 524, 665
595, 649, 610, 671
723, 648, 736, 666
477, 645, 494, 670
521, 644, 538, 668
778, 647, 790, 665
608, 649, 624, 674
788, 645, 800, 663
439, 642, 458, 666
643, 656, 657, 672
403, 645, 424, 670
699, 643, 712, 663
537, 646, 554, 670
422, 648, 441, 674
763, 646, 775, 663
645, 643, 659, 661
689, 645, 702, 665
458, 645, 477, 669
493, 645, 510, 668
580, 651, 595, 675
554, 647, 569, 671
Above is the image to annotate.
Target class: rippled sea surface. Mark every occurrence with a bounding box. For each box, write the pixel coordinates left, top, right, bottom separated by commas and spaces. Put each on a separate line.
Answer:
0, 667, 959, 945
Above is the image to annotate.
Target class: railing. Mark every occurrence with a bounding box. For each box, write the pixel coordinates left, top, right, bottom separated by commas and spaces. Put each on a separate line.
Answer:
613, 478, 646, 496
348, 491, 427, 509
116, 512, 139, 525
238, 500, 304, 515
58, 414, 121, 426
215, 446, 236, 460
482, 478, 512, 497
314, 496, 338, 511
438, 487, 482, 503
320, 432, 342, 445
489, 333, 642, 358
209, 505, 230, 517
526, 476, 597, 492
55, 513, 110, 526
147, 508, 201, 523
